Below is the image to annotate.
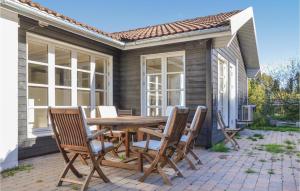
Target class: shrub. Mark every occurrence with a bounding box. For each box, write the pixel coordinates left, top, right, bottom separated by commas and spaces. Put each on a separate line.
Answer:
211, 143, 230, 152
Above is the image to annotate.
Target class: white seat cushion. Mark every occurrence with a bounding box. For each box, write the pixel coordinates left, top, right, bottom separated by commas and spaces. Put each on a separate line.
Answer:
132, 140, 161, 151
89, 140, 114, 154
180, 135, 188, 142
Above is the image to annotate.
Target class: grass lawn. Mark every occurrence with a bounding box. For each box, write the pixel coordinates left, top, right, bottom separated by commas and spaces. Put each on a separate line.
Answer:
248, 126, 300, 132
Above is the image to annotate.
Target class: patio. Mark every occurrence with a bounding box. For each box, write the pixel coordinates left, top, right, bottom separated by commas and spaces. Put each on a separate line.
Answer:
1, 129, 299, 191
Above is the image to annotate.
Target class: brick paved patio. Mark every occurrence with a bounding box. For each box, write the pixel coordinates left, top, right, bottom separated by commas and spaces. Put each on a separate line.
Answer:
1, 129, 300, 191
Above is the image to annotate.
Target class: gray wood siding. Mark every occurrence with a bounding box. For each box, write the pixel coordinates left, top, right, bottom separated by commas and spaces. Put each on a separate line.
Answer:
211, 37, 248, 144
18, 16, 120, 159
119, 40, 212, 146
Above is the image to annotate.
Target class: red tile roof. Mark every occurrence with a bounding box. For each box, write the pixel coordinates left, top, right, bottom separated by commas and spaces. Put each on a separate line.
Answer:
112, 10, 240, 42
18, 0, 241, 42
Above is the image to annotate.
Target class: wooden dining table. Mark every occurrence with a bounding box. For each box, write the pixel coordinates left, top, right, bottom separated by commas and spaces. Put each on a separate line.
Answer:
86, 116, 168, 170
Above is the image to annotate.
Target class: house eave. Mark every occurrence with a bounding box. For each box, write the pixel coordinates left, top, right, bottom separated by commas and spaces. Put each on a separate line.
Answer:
0, 0, 126, 49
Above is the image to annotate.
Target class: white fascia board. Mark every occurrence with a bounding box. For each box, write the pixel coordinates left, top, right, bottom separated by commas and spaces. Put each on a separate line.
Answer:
1, 0, 125, 49
123, 26, 231, 50
229, 7, 254, 35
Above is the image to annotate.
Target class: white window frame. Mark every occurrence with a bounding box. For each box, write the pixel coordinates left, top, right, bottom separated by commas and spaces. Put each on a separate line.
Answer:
140, 51, 186, 116
26, 33, 113, 138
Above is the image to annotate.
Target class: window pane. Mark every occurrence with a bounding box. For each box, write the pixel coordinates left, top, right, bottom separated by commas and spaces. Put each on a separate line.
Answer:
95, 75, 105, 90
147, 75, 161, 91
167, 73, 184, 89
167, 56, 183, 72
28, 42, 48, 63
78, 90, 90, 106
77, 52, 90, 70
146, 58, 161, 74
167, 91, 184, 106
147, 107, 162, 117
55, 68, 71, 86
95, 57, 105, 73
30, 109, 48, 128
147, 91, 162, 106
29, 87, 48, 106
28, 64, 48, 84
95, 91, 104, 106
77, 71, 90, 88
55, 47, 71, 67
55, 89, 71, 106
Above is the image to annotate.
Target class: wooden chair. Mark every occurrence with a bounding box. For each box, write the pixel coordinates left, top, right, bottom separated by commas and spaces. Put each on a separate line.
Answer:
97, 106, 126, 156
48, 107, 114, 191
174, 106, 207, 169
132, 106, 189, 185
217, 110, 242, 150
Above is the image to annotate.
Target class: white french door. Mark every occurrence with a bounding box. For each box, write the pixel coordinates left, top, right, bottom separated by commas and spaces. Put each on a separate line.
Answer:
218, 54, 237, 128
141, 51, 185, 116
229, 63, 236, 128
218, 55, 229, 127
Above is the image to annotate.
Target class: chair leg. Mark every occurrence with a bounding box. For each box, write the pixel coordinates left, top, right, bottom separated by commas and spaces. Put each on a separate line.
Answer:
91, 155, 110, 183
189, 149, 202, 165
61, 151, 82, 178
137, 153, 144, 172
79, 154, 89, 165
139, 156, 159, 182
166, 157, 184, 177
58, 153, 79, 186
184, 155, 196, 170
81, 168, 95, 191
157, 166, 172, 185
173, 151, 184, 164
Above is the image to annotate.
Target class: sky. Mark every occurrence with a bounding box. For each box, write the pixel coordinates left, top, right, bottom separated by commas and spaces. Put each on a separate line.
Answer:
33, 0, 299, 72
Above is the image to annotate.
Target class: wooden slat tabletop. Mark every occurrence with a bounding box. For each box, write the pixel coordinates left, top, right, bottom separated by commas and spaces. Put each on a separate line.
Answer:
86, 116, 168, 127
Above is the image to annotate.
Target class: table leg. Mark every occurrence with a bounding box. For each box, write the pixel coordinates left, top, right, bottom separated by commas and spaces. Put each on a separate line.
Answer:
125, 130, 130, 158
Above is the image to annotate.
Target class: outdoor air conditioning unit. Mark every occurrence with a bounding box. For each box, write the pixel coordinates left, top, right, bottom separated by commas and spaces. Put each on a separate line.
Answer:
241, 105, 256, 122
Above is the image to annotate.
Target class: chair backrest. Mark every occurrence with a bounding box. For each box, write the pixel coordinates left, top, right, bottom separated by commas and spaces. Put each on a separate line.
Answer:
185, 106, 207, 146
97, 106, 118, 118
118, 109, 133, 116
217, 110, 226, 130
48, 107, 89, 152
165, 106, 174, 116
159, 106, 189, 154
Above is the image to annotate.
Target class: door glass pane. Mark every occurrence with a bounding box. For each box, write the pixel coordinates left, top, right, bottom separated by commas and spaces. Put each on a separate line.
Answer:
146, 58, 161, 74
55, 89, 71, 106
55, 47, 71, 67
147, 75, 161, 91
28, 87, 48, 106
95, 75, 105, 90
77, 90, 90, 106
28, 42, 48, 63
147, 91, 162, 106
147, 107, 162, 116
28, 64, 48, 84
167, 91, 184, 106
77, 71, 90, 88
77, 52, 90, 70
30, 109, 48, 128
167, 73, 184, 89
55, 68, 71, 86
167, 56, 183, 72
95, 91, 104, 106
95, 57, 105, 73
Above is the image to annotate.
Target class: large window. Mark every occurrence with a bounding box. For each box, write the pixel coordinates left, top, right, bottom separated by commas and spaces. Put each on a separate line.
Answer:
27, 34, 112, 137
141, 51, 185, 116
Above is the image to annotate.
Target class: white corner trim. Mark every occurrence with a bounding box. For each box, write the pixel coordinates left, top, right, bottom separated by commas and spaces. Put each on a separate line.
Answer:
0, 7, 19, 171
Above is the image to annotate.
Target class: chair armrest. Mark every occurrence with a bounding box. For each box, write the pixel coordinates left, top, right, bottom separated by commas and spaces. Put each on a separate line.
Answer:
186, 123, 191, 128
139, 127, 165, 138
88, 128, 109, 140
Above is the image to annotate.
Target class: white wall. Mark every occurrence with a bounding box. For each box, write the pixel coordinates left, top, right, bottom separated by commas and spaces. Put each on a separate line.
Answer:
0, 7, 19, 172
